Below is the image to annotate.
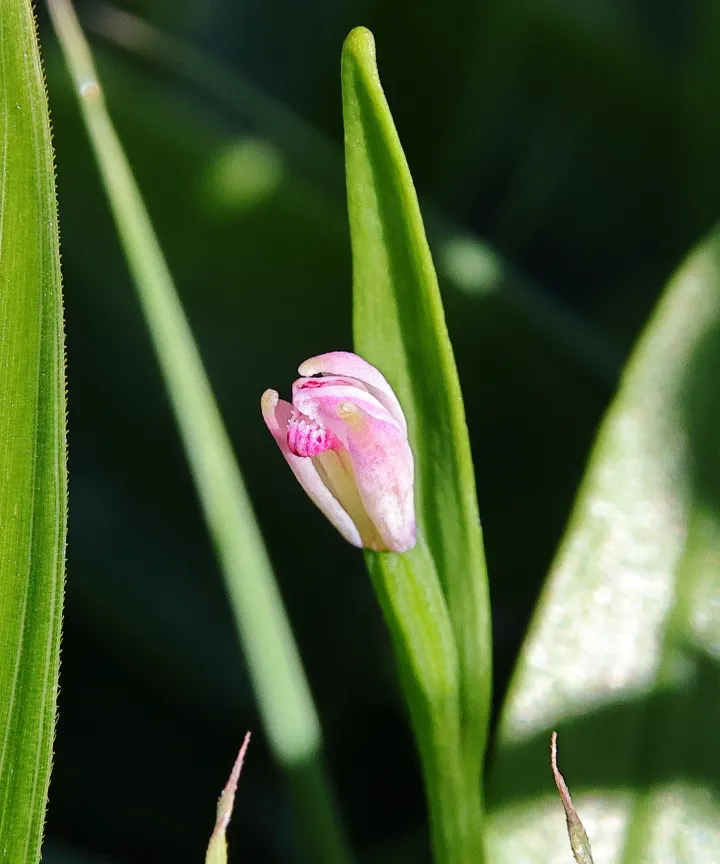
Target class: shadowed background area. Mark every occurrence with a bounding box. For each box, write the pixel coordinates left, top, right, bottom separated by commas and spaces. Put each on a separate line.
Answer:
37, 0, 720, 861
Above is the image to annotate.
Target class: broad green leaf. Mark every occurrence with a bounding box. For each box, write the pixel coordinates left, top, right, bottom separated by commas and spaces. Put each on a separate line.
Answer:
0, 1, 67, 860
488, 228, 720, 863
47, 2, 350, 862
342, 27, 490, 862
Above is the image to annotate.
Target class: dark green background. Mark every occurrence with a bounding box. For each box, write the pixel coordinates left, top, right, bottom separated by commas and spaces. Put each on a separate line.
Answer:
38, 0, 720, 861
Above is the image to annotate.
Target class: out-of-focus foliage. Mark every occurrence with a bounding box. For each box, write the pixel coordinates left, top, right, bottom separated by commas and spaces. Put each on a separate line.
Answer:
488, 229, 720, 864
47, 3, 350, 859
0, 2, 66, 861
38, 0, 720, 861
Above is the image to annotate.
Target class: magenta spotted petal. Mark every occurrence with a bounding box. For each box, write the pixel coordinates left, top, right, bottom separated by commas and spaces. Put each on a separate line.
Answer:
261, 351, 416, 552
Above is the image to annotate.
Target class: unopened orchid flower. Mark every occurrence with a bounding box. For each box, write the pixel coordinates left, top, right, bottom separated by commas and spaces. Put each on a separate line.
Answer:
261, 351, 416, 552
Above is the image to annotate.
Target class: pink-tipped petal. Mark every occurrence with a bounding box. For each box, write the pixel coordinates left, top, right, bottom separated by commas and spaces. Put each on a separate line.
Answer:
262, 352, 416, 553
338, 403, 415, 553
298, 351, 407, 433
261, 390, 362, 547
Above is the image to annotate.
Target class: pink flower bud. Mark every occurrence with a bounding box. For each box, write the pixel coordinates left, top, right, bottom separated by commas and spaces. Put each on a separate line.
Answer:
261, 351, 416, 552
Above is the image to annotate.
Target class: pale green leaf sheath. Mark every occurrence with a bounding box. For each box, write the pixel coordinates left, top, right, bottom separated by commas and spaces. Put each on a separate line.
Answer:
0, 1, 67, 861
343, 28, 491, 864
489, 229, 720, 864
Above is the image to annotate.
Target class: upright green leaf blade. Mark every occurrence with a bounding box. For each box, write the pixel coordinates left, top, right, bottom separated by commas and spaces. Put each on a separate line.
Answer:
488, 229, 720, 863
0, 2, 67, 860
342, 26, 491, 862
343, 23, 491, 774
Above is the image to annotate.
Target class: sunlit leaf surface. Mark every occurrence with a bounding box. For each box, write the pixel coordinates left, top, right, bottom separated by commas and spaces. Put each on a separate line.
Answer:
488, 229, 720, 863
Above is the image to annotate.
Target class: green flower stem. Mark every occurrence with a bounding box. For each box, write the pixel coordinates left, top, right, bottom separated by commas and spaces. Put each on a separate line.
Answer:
366, 545, 483, 864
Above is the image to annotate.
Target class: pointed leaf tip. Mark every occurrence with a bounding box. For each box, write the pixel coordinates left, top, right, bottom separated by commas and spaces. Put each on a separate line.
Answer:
551, 733, 594, 864
205, 732, 251, 864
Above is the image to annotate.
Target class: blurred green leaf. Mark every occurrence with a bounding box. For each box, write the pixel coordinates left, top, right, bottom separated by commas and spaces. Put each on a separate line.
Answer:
343, 26, 491, 862
488, 228, 720, 863
0, 1, 66, 860
46, 2, 351, 862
